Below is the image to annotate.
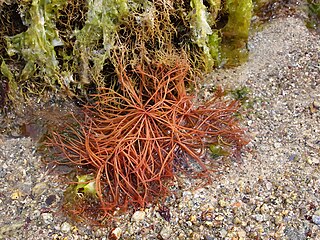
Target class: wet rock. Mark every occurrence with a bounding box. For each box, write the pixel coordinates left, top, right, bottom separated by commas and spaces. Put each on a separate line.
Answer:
108, 227, 122, 240
45, 194, 56, 206
220, 229, 228, 238
159, 225, 173, 240
60, 222, 71, 233
41, 212, 53, 224
313, 100, 320, 109
253, 214, 265, 222
32, 182, 47, 197
218, 199, 227, 207
312, 210, 320, 225
131, 210, 146, 222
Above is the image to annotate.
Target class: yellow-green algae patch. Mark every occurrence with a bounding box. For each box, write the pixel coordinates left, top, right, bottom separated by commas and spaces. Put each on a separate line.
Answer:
6, 0, 65, 85
1, 0, 253, 104
221, 0, 253, 67
74, 0, 129, 85
189, 0, 222, 70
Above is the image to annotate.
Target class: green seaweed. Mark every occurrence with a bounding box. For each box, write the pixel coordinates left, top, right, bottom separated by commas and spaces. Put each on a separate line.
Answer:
306, 0, 320, 30
75, 174, 97, 196
230, 86, 250, 103
221, 0, 253, 67
1, 60, 14, 82
2, 0, 253, 103
189, 0, 222, 70
209, 144, 229, 158
189, 0, 252, 69
74, 0, 128, 84
1, 58, 19, 102
6, 0, 65, 86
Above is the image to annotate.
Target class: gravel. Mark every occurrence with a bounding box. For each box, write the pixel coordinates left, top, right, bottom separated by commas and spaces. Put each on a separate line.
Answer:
0, 17, 320, 240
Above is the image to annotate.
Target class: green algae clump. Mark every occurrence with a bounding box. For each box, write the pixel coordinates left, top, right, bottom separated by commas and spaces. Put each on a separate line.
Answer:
1, 0, 253, 103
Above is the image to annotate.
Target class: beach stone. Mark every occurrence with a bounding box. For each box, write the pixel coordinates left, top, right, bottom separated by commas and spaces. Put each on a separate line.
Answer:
131, 211, 146, 222
60, 222, 71, 233
160, 225, 173, 240
312, 210, 320, 225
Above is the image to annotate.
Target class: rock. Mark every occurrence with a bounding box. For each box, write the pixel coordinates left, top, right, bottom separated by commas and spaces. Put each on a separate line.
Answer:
233, 217, 242, 225
265, 181, 273, 191
238, 229, 246, 238
160, 225, 173, 240
218, 199, 227, 207
45, 194, 57, 206
60, 222, 71, 233
215, 215, 224, 221
274, 142, 282, 148
220, 229, 227, 238
312, 210, 320, 225
131, 210, 146, 222
41, 212, 53, 224
260, 204, 269, 214
108, 227, 122, 240
0, 222, 24, 235
253, 214, 265, 222
306, 157, 318, 165
313, 100, 320, 109
274, 215, 283, 225
189, 215, 197, 223
32, 182, 47, 197
11, 190, 22, 200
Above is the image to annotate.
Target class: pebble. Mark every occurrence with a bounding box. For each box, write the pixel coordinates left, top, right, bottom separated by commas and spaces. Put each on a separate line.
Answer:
266, 181, 273, 191
233, 217, 242, 224
32, 182, 48, 197
312, 210, 320, 225
253, 214, 265, 222
11, 190, 22, 200
274, 215, 283, 225
260, 204, 269, 214
313, 100, 320, 109
218, 199, 227, 207
41, 212, 53, 224
131, 210, 146, 222
109, 227, 122, 240
220, 229, 227, 238
274, 142, 282, 148
45, 194, 57, 206
60, 222, 72, 233
237, 229, 246, 238
160, 225, 173, 240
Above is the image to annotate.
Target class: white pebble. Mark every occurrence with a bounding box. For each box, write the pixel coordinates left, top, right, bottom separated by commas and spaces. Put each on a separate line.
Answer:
131, 210, 146, 222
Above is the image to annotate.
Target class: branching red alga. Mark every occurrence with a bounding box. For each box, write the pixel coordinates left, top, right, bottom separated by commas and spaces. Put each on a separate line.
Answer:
49, 60, 248, 221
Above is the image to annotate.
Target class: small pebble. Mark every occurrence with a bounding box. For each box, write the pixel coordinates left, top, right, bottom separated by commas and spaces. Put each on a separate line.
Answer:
160, 225, 173, 240
109, 227, 122, 240
253, 214, 265, 222
312, 210, 320, 225
313, 100, 320, 109
11, 190, 22, 200
274, 142, 282, 148
266, 181, 273, 191
32, 182, 47, 197
220, 229, 228, 238
215, 215, 224, 221
233, 217, 242, 224
238, 229, 246, 238
45, 194, 56, 206
219, 199, 227, 207
274, 215, 283, 225
60, 222, 71, 233
41, 213, 53, 224
131, 210, 146, 222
